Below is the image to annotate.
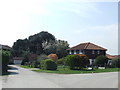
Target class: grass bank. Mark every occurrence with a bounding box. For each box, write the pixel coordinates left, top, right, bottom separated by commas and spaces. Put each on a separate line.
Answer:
32, 66, 119, 74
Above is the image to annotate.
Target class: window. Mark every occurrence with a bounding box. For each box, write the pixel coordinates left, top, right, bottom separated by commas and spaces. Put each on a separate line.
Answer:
79, 50, 82, 54
97, 50, 100, 54
71, 50, 74, 54
76, 50, 79, 54
92, 50, 95, 54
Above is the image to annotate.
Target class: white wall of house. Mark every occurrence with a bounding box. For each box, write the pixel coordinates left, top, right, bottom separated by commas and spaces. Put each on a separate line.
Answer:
69, 50, 72, 54
14, 60, 23, 65
74, 50, 76, 54
89, 59, 94, 65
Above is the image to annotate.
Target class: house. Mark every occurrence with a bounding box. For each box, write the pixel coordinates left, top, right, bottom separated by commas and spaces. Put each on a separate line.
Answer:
67, 42, 107, 65
0, 44, 11, 51
106, 54, 120, 66
13, 57, 24, 65
106, 54, 115, 59
106, 54, 120, 59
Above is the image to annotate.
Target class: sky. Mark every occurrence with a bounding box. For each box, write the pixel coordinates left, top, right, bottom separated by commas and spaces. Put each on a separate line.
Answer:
0, 0, 118, 55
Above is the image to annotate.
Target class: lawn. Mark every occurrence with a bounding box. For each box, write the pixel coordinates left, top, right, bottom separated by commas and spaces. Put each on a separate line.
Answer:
20, 65, 33, 69
32, 65, 120, 74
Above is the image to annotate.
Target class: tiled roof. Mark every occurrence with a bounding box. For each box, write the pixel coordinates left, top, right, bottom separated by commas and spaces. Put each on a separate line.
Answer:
13, 57, 24, 60
106, 54, 115, 59
106, 54, 120, 59
67, 42, 107, 50
0, 44, 11, 50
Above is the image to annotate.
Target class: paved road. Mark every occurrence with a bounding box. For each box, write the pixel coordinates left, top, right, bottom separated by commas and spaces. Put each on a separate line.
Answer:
2, 65, 119, 88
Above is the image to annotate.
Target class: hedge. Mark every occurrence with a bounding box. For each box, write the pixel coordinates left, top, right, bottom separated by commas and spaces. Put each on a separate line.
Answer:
2, 50, 10, 75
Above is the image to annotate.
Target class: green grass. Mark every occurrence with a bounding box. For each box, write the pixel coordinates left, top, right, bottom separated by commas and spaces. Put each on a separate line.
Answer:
20, 65, 33, 69
32, 65, 120, 74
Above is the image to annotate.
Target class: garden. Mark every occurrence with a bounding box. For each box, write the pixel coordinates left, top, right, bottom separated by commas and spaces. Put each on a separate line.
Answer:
20, 54, 120, 74
10, 31, 120, 74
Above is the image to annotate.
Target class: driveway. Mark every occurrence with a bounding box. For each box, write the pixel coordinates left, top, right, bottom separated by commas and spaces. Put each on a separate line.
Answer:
2, 65, 119, 88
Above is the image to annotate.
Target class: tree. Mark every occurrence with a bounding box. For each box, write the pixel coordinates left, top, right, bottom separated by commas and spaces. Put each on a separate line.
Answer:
37, 54, 48, 62
12, 38, 29, 57
28, 31, 55, 55
111, 57, 120, 68
44, 40, 69, 58
56, 40, 69, 58
64, 55, 89, 70
2, 50, 10, 74
95, 55, 108, 67
12, 31, 56, 57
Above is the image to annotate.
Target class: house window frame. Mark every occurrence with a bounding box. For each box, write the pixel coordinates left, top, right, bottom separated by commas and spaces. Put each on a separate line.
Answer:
76, 50, 79, 54
97, 50, 100, 54
92, 50, 95, 54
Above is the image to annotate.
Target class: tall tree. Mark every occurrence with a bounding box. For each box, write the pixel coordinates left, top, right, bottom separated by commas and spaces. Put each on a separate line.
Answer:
12, 31, 56, 57
12, 38, 29, 57
28, 31, 55, 54
45, 40, 69, 58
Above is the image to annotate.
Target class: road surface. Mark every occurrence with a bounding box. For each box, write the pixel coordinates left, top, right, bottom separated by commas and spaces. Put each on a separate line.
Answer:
2, 65, 119, 88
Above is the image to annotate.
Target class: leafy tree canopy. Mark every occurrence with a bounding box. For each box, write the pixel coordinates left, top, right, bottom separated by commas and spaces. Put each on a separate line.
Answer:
12, 31, 56, 57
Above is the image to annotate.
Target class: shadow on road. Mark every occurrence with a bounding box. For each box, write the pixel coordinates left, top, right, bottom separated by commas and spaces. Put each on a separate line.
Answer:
8, 65, 19, 75
8, 65, 18, 70
8, 71, 19, 75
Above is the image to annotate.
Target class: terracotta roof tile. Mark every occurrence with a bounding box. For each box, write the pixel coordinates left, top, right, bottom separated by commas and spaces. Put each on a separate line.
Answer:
0, 44, 11, 50
67, 42, 107, 50
106, 54, 120, 59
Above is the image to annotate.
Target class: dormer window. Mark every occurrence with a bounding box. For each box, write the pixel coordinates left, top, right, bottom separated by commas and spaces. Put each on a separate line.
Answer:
92, 50, 95, 54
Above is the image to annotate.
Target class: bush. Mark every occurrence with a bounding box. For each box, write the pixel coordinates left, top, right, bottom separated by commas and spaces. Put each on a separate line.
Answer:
95, 55, 108, 67
40, 59, 57, 70
111, 58, 120, 68
64, 55, 89, 70
2, 50, 10, 75
48, 54, 58, 62
31, 61, 40, 68
37, 54, 48, 61
57, 58, 65, 65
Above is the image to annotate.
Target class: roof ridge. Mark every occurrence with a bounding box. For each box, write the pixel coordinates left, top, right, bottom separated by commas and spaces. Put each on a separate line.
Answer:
66, 42, 107, 51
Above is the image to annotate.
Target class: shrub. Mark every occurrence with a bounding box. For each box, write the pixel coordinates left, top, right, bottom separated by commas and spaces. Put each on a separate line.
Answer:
57, 58, 64, 65
40, 59, 57, 70
28, 54, 38, 61
95, 55, 108, 67
111, 58, 120, 68
31, 61, 40, 68
2, 50, 10, 75
37, 54, 48, 61
64, 55, 89, 70
48, 54, 58, 62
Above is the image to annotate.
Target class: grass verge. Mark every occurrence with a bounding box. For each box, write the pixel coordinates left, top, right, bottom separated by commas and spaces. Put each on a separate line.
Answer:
32, 66, 120, 74
20, 65, 33, 69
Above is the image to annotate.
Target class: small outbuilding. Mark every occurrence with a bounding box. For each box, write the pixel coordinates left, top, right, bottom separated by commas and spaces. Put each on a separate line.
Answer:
13, 57, 24, 65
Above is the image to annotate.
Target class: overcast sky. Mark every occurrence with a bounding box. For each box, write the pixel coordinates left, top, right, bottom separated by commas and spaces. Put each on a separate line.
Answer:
0, 0, 118, 55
